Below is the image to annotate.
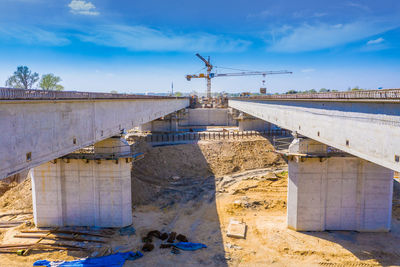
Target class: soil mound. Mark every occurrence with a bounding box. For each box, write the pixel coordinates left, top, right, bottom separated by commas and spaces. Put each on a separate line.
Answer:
0, 178, 32, 211
131, 138, 284, 204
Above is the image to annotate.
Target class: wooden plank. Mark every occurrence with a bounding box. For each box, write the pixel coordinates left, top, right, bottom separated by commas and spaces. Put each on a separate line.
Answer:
14, 234, 106, 243
21, 229, 110, 238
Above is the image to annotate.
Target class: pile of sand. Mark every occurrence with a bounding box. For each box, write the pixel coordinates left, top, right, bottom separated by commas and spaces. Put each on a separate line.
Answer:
131, 138, 285, 204
0, 178, 32, 212
0, 181, 12, 196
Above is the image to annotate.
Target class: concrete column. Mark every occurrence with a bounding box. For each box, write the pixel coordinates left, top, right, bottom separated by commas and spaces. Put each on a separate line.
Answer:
287, 138, 393, 232
32, 138, 132, 228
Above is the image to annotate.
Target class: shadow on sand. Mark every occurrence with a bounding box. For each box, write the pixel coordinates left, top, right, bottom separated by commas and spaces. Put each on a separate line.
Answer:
128, 142, 228, 267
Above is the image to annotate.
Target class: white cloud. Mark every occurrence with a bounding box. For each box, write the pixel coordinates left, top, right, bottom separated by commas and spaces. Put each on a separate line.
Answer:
367, 37, 384, 45
76, 25, 251, 52
0, 25, 69, 46
301, 68, 316, 73
247, 9, 273, 19
347, 2, 370, 12
313, 12, 327, 18
68, 0, 99, 16
268, 20, 397, 52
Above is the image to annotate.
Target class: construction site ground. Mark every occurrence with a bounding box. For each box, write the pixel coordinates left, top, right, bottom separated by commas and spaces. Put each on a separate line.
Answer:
0, 137, 399, 266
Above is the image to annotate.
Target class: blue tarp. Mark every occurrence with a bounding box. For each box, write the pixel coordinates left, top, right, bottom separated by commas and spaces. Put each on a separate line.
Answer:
172, 242, 207, 251
33, 251, 143, 267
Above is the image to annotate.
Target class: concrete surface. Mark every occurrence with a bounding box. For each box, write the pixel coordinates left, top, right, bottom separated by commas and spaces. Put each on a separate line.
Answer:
140, 119, 178, 132
229, 99, 400, 172
32, 158, 132, 227
0, 96, 189, 179
179, 108, 237, 126
227, 219, 247, 239
94, 136, 131, 154
287, 139, 393, 232
238, 118, 273, 131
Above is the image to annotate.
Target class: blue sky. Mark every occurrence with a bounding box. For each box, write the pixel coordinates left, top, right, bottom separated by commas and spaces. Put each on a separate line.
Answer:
0, 0, 399, 94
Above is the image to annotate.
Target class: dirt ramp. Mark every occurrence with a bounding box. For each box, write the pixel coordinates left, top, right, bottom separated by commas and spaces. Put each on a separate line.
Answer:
131, 138, 284, 204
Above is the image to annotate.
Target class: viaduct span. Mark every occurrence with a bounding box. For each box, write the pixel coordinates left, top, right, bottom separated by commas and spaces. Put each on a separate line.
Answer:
0, 88, 189, 228
0, 88, 189, 179
229, 89, 400, 232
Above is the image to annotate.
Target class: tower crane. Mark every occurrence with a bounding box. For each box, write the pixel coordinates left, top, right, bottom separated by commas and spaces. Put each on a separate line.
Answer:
186, 53, 292, 98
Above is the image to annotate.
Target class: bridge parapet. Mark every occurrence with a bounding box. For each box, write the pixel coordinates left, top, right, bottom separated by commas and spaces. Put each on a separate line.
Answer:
231, 88, 400, 101
0, 87, 184, 101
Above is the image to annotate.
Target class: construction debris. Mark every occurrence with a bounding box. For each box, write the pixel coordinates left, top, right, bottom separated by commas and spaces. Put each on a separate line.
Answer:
142, 243, 154, 252
226, 219, 247, 239
21, 229, 112, 238
118, 225, 136, 236
14, 233, 107, 243
167, 232, 177, 243
176, 234, 188, 242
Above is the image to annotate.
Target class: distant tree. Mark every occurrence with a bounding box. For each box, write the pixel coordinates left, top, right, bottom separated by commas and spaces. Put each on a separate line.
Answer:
39, 74, 64, 91
110, 90, 118, 94
319, 88, 330, 92
174, 92, 182, 97
5, 66, 39, 89
307, 89, 317, 93
351, 86, 362, 91
285, 90, 298, 94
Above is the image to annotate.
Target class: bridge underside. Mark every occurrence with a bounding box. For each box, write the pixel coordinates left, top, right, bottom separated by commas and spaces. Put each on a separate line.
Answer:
229, 99, 400, 172
229, 98, 398, 232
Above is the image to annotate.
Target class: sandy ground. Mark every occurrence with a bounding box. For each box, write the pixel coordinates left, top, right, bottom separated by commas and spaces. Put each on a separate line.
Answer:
0, 138, 399, 266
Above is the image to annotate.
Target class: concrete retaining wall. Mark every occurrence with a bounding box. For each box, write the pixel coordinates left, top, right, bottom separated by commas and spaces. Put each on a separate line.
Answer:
179, 108, 237, 126
238, 119, 274, 131
140, 120, 178, 132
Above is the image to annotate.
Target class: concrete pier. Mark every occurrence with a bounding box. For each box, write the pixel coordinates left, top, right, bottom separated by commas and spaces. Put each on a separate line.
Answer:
287, 138, 393, 232
32, 138, 133, 227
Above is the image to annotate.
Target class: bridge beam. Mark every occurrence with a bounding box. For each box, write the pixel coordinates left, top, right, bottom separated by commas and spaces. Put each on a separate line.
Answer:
0, 89, 189, 180
287, 138, 393, 232
229, 99, 400, 172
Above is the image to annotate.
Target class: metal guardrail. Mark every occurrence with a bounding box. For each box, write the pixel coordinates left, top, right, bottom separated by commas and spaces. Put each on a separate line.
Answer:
231, 89, 400, 100
0, 87, 186, 100
134, 129, 291, 143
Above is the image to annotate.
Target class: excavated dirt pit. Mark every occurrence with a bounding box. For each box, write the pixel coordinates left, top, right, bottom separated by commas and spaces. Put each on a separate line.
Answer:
0, 137, 399, 266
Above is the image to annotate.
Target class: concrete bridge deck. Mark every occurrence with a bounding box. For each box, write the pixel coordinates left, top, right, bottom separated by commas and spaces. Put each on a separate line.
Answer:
229, 89, 400, 172
0, 88, 189, 179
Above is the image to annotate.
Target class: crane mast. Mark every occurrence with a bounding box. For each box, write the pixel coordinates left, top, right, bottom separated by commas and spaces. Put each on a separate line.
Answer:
195, 53, 213, 98
186, 54, 292, 97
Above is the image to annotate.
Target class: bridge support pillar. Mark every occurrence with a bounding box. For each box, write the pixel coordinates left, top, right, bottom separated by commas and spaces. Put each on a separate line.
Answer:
31, 137, 132, 228
287, 138, 393, 232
